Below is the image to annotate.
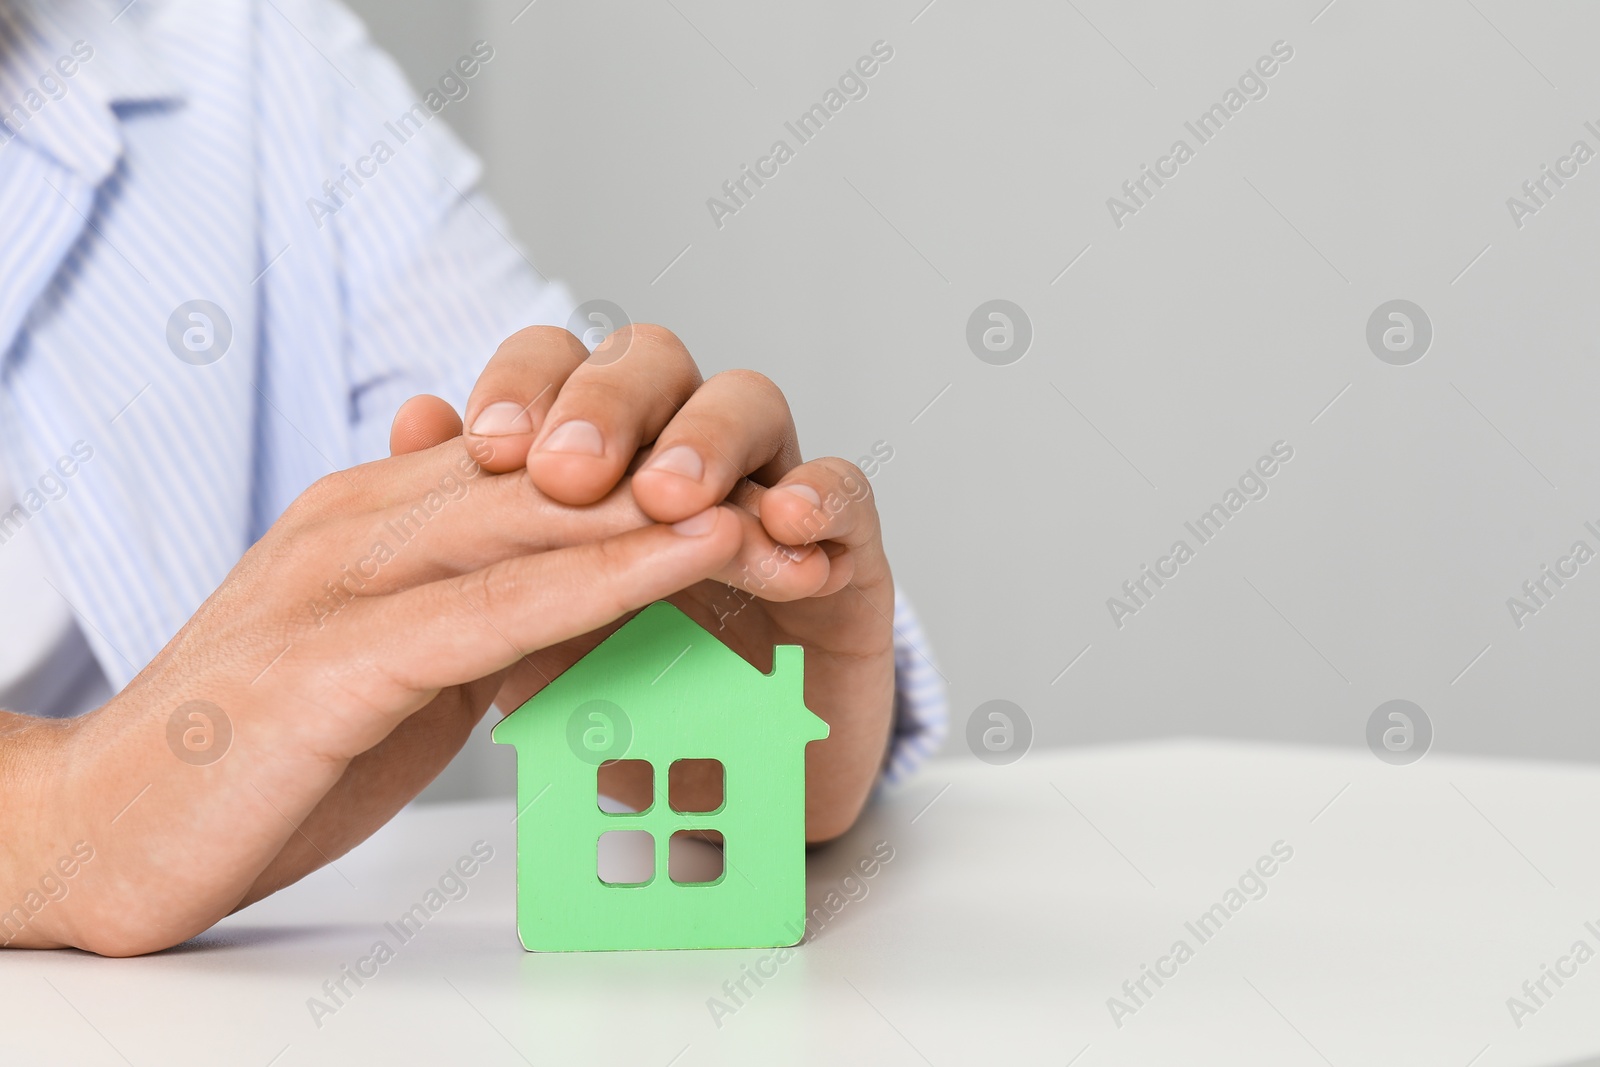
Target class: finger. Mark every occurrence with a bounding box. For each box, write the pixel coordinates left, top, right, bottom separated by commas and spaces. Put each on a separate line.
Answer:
462, 326, 590, 472
757, 459, 884, 600
297, 466, 653, 603
389, 395, 463, 457
527, 324, 702, 506
758, 457, 880, 551
283, 438, 492, 528
631, 370, 801, 524
310, 462, 829, 604
713, 500, 832, 603
348, 507, 743, 700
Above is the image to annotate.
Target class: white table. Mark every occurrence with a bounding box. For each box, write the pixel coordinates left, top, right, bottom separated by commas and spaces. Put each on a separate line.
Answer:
6, 741, 1600, 1067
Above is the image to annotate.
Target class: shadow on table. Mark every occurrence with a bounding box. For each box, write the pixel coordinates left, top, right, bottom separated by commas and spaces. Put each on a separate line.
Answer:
163, 923, 371, 954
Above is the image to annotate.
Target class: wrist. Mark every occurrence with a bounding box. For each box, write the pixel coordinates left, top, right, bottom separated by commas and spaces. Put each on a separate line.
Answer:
0, 710, 89, 948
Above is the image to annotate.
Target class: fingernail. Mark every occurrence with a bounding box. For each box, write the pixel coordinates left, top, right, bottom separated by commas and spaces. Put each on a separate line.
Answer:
470, 401, 533, 436
540, 420, 604, 456
642, 444, 704, 481
777, 543, 810, 562
777, 483, 822, 507
671, 508, 720, 536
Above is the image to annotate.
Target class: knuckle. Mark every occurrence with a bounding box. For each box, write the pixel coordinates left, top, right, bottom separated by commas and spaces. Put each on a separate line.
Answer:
830, 458, 873, 501
267, 516, 345, 585
499, 468, 547, 519
498, 323, 586, 359
626, 321, 685, 352
484, 325, 589, 383
589, 532, 632, 577
461, 434, 497, 468
788, 459, 876, 543
715, 368, 785, 405
804, 457, 870, 506
551, 372, 636, 428
287, 471, 354, 523
623, 323, 702, 386
590, 482, 652, 536
586, 538, 638, 616
460, 558, 523, 620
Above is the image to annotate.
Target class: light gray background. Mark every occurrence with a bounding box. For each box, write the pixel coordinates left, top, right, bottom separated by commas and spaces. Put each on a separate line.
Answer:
338, 0, 1600, 801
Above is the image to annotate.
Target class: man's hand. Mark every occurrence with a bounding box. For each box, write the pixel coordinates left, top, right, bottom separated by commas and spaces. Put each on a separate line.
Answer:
455, 324, 897, 842
4, 428, 757, 956
1, 321, 896, 957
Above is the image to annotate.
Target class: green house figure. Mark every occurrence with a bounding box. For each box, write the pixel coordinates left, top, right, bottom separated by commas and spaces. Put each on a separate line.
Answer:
492, 601, 830, 951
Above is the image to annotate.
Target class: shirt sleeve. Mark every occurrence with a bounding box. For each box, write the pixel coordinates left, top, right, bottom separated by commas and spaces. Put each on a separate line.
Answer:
883, 589, 948, 783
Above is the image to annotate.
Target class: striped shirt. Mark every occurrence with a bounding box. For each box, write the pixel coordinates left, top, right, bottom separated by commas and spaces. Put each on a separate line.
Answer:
0, 0, 945, 781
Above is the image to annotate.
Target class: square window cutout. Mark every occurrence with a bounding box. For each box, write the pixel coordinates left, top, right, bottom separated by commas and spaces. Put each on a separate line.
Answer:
598, 830, 654, 886
669, 830, 725, 885
669, 758, 724, 813
599, 759, 652, 814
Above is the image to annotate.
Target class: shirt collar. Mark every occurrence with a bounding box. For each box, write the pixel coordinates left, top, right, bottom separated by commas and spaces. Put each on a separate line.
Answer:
0, 0, 184, 183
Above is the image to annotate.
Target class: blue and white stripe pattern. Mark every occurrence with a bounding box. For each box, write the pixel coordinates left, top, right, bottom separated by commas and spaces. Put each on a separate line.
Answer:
0, 0, 945, 776
886, 592, 947, 784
